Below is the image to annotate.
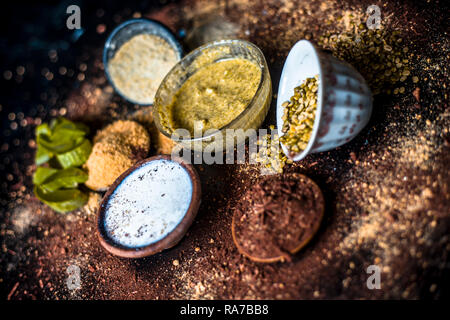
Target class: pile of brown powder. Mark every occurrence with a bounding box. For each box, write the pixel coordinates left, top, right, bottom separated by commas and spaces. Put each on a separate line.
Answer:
232, 173, 324, 263
84, 120, 150, 191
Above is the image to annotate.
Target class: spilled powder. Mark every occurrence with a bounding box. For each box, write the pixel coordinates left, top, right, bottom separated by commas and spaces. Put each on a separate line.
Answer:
335, 111, 449, 297
104, 159, 193, 248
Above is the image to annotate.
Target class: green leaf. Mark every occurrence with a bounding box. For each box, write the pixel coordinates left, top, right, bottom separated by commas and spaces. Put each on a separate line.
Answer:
37, 118, 89, 155
37, 133, 84, 154
74, 122, 90, 134
56, 139, 92, 169
33, 167, 59, 185
34, 186, 88, 213
52, 127, 88, 140
36, 123, 51, 137
51, 117, 89, 134
33, 118, 92, 213
39, 168, 88, 192
35, 145, 53, 165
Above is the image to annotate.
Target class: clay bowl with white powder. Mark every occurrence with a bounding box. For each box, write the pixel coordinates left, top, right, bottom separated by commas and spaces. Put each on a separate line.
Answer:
97, 155, 201, 258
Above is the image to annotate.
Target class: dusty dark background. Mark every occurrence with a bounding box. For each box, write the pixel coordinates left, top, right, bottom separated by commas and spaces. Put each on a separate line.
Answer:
0, 0, 449, 299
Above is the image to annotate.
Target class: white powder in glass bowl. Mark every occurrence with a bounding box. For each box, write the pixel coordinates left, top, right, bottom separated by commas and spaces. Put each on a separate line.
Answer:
103, 159, 193, 248
108, 34, 178, 105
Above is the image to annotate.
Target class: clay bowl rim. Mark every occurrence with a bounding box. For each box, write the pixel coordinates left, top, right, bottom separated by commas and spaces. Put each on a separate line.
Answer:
231, 173, 324, 263
97, 154, 201, 259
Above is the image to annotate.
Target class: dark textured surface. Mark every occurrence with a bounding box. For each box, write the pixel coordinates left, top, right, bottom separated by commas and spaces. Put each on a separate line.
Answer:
0, 0, 449, 299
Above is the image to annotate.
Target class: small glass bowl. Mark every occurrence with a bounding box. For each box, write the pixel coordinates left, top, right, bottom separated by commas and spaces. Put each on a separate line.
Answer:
103, 18, 183, 105
153, 39, 272, 152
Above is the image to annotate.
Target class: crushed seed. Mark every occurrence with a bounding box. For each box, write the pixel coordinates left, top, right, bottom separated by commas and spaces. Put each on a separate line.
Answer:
319, 12, 414, 95
279, 76, 319, 155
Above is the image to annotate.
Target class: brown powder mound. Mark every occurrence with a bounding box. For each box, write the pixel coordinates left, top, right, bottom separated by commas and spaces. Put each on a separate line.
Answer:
84, 120, 150, 191
232, 173, 324, 263
93, 120, 150, 148
129, 108, 176, 155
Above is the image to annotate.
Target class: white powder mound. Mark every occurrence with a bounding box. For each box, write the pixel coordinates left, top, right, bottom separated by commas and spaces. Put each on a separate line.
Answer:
104, 159, 193, 248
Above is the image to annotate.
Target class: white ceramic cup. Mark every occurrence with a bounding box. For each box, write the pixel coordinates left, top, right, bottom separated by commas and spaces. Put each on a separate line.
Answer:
277, 40, 373, 161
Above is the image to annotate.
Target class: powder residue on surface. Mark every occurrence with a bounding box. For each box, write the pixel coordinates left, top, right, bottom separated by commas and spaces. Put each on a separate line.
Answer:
108, 34, 178, 104
104, 159, 193, 248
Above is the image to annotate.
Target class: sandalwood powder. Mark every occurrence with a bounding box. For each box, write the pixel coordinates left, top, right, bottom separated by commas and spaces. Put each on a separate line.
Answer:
108, 34, 178, 104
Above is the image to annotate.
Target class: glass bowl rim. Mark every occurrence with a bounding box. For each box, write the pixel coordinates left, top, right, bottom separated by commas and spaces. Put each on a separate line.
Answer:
154, 39, 270, 142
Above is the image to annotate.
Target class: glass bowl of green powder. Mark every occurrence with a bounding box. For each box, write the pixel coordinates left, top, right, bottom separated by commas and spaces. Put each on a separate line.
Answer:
103, 18, 183, 105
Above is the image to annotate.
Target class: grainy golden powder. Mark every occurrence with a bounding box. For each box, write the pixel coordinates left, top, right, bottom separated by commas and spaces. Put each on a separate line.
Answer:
251, 128, 290, 174
108, 34, 178, 104
319, 12, 413, 95
164, 58, 261, 135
